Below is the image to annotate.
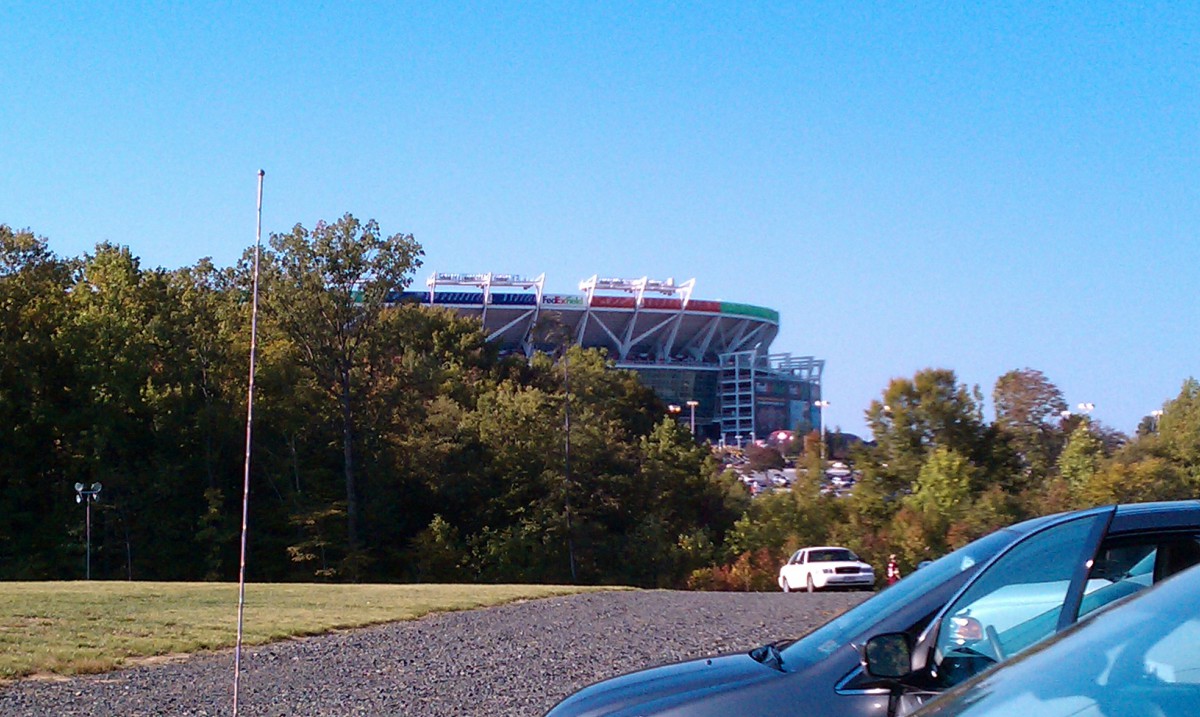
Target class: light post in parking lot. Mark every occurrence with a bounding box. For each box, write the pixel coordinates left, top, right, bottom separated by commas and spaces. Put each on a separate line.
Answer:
814, 399, 830, 461
686, 400, 698, 435
1076, 402, 1095, 431
74, 482, 102, 580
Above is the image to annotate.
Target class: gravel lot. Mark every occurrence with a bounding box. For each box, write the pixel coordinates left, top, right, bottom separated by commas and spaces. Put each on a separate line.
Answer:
0, 589, 869, 716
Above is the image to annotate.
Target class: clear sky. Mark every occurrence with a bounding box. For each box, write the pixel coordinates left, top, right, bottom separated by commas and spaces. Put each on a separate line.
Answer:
3, 2, 1197, 438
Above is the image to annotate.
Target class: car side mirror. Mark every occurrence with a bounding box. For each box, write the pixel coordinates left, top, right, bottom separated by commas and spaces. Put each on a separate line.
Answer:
862, 632, 913, 679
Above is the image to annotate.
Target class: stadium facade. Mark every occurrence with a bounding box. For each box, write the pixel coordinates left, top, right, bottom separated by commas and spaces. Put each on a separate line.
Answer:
394, 272, 824, 444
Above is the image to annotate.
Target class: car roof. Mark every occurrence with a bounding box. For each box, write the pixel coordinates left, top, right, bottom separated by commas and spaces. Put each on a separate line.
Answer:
1113, 499, 1200, 516
1109, 499, 1200, 532
996, 507, 1104, 536
974, 502, 1200, 561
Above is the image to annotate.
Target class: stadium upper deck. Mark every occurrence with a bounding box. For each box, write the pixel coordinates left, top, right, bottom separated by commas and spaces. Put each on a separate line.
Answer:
392, 272, 823, 442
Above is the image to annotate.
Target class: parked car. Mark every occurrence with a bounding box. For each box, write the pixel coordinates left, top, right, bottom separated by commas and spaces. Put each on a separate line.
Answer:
779, 546, 875, 592
543, 501, 1200, 717
865, 560, 1200, 717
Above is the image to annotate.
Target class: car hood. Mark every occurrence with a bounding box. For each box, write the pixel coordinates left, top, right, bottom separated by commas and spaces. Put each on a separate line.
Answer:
545, 652, 784, 717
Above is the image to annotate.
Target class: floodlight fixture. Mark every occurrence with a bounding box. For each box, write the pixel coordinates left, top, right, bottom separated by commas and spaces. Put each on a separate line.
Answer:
73, 482, 102, 579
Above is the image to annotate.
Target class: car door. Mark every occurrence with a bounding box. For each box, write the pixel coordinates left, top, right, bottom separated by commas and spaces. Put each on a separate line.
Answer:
928, 521, 1200, 690
782, 549, 805, 588
796, 549, 810, 586
924, 510, 1112, 690
1073, 531, 1200, 625
870, 508, 1200, 716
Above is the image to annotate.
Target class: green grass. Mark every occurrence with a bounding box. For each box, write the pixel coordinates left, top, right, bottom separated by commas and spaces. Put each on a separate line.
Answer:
0, 582, 612, 681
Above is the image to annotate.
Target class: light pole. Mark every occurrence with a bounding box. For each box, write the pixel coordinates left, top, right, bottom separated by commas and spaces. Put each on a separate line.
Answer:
686, 400, 698, 435
74, 482, 102, 580
814, 400, 831, 461
563, 345, 576, 584
1074, 403, 1095, 434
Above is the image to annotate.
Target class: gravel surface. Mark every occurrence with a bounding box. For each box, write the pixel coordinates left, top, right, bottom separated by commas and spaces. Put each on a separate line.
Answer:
0, 589, 869, 716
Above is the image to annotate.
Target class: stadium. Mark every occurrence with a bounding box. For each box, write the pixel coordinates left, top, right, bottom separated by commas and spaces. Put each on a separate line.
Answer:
394, 272, 825, 444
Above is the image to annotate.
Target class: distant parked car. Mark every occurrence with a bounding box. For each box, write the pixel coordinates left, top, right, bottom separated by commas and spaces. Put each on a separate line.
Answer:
779, 546, 875, 593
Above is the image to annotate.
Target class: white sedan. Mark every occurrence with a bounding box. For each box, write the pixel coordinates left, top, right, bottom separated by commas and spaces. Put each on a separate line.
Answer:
778, 546, 875, 593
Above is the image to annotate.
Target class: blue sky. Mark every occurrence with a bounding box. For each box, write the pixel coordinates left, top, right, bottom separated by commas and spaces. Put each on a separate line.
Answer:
3, 2, 1197, 437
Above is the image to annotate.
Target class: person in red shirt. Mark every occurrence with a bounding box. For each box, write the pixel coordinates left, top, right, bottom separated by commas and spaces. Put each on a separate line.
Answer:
886, 554, 902, 585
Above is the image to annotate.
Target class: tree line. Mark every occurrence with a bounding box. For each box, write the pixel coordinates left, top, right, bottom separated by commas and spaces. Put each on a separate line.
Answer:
0, 219, 743, 585
705, 367, 1200, 589
2, 219, 1196, 588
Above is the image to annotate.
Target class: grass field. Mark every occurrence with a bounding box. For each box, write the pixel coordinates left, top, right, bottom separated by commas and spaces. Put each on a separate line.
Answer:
0, 582, 608, 681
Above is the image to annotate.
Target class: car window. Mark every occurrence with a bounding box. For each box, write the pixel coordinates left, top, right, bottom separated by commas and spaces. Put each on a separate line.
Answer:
933, 515, 1104, 687
921, 571, 1200, 717
810, 548, 858, 562
1077, 535, 1200, 623
1150, 536, 1200, 583
988, 542, 1155, 663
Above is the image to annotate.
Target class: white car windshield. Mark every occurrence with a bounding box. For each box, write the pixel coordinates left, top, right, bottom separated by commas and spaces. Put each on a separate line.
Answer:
809, 548, 859, 562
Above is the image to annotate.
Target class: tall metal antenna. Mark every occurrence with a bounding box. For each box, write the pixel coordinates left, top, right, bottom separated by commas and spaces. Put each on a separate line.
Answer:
233, 169, 265, 715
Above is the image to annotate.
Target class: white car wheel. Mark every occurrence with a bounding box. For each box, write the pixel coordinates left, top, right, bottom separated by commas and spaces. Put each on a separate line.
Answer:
806, 574, 816, 593
781, 577, 791, 593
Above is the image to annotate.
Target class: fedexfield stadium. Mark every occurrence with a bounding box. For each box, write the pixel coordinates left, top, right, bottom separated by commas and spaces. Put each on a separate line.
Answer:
394, 272, 824, 444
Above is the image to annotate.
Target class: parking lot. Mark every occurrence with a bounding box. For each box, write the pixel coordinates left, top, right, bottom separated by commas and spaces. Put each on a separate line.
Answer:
0, 590, 869, 716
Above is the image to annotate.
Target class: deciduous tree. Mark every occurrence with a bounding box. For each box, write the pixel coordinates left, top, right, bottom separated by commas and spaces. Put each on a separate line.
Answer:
993, 368, 1069, 490
264, 214, 422, 574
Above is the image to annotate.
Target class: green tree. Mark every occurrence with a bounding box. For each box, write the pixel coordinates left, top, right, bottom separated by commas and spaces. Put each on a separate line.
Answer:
264, 214, 422, 574
1058, 423, 1104, 504
0, 226, 75, 577
1156, 379, 1200, 486
166, 259, 248, 579
55, 243, 225, 579
896, 447, 976, 560
907, 446, 975, 518
627, 418, 743, 586
1081, 458, 1191, 506
863, 368, 991, 493
993, 368, 1069, 490
1079, 378, 1200, 509
852, 368, 997, 545
407, 514, 467, 581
